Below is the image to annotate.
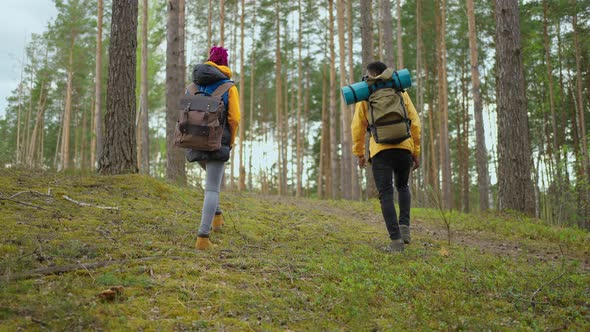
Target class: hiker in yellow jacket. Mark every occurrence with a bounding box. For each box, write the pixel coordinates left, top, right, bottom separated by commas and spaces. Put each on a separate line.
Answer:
351, 61, 421, 252
186, 46, 241, 250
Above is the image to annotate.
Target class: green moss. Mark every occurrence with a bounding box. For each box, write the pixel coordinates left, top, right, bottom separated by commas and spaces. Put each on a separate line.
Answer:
0, 169, 588, 330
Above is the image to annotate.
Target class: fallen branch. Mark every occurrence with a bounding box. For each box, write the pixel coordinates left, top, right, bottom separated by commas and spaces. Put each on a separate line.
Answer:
9, 190, 53, 199
0, 197, 46, 210
62, 195, 120, 211
2, 256, 183, 282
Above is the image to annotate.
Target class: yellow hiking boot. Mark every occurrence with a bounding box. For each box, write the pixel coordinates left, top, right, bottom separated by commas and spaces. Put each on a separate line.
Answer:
212, 213, 225, 231
195, 235, 216, 250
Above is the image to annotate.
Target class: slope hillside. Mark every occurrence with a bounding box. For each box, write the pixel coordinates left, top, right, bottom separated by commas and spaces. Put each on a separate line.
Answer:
0, 169, 588, 330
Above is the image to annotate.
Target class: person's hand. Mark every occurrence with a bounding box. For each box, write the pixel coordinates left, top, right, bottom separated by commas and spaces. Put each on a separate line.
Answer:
412, 155, 420, 171
357, 156, 366, 168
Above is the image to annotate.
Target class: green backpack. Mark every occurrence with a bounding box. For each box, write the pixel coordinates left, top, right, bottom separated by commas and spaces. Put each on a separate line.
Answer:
366, 68, 411, 144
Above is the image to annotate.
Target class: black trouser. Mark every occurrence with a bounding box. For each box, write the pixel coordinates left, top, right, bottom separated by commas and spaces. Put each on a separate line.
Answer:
371, 149, 413, 241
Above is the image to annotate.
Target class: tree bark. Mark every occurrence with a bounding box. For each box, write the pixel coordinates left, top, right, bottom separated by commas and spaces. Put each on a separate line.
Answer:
571, 0, 589, 180
360, 0, 376, 198
248, 1, 257, 191
346, 0, 360, 200
207, 0, 212, 48
337, 0, 352, 200
220, 0, 225, 45
98, 0, 139, 175
91, 0, 103, 171
275, 0, 285, 195
436, 0, 451, 209
494, 0, 535, 215
319, 63, 330, 198
138, 0, 150, 175
27, 79, 48, 168
60, 35, 75, 171
328, 0, 340, 199
295, 0, 304, 197
238, 0, 246, 190
380, 0, 394, 66
466, 0, 490, 211
396, 0, 403, 69
165, 0, 186, 183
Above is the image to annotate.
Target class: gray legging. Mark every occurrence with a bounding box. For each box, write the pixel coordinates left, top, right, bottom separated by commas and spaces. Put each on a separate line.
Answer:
198, 160, 225, 236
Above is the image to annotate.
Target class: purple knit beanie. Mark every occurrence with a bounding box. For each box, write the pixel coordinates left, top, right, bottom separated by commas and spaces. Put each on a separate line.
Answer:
208, 46, 228, 66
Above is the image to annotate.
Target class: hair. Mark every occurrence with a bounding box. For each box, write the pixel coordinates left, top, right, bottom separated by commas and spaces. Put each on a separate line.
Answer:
208, 46, 228, 66
367, 61, 387, 76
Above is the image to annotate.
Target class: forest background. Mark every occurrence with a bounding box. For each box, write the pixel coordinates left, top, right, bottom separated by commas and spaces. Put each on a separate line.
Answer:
0, 0, 589, 229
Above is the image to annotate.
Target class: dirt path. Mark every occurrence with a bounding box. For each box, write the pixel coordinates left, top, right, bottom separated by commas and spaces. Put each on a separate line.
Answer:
412, 220, 590, 271
259, 195, 589, 271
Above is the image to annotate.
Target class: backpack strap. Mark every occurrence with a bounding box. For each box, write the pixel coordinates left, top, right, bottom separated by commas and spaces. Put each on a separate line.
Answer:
211, 81, 234, 98
186, 83, 199, 95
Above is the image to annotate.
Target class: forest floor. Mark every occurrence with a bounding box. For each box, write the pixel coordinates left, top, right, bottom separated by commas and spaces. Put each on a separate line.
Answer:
0, 169, 588, 331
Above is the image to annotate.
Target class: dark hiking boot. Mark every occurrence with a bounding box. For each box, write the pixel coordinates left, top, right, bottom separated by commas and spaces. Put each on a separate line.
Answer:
400, 225, 411, 244
384, 239, 404, 253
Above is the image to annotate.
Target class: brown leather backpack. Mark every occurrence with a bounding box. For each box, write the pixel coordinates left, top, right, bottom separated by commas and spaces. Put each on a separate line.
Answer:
174, 82, 234, 151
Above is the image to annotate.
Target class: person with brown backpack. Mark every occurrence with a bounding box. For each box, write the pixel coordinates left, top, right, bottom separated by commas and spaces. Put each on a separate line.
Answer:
351, 61, 421, 253
180, 46, 241, 250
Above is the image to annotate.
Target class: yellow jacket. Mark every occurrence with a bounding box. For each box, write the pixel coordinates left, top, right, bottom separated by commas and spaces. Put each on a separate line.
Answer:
205, 61, 241, 147
351, 91, 421, 159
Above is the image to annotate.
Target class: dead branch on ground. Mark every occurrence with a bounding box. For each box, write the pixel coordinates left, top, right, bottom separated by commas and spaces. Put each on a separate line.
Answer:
62, 195, 120, 211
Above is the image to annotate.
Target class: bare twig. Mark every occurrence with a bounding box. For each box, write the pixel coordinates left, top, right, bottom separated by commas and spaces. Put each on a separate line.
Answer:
9, 190, 53, 199
426, 186, 452, 245
0, 197, 46, 210
2, 256, 184, 281
62, 195, 120, 211
530, 244, 567, 309
31, 317, 48, 327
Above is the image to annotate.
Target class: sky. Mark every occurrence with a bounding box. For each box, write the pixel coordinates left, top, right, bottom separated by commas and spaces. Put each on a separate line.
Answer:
0, 1, 57, 118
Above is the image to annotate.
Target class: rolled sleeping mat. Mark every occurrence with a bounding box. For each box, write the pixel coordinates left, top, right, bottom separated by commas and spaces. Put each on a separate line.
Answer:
341, 68, 412, 105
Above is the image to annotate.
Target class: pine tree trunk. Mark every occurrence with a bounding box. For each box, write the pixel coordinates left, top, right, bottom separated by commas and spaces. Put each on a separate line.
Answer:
27, 80, 48, 168
138, 0, 150, 175
337, 0, 352, 200
295, 0, 304, 197
461, 60, 470, 213
220, 0, 225, 45
98, 0, 139, 175
165, 0, 186, 182
542, 0, 559, 175
248, 1, 257, 191
380, 0, 394, 66
329, 0, 339, 199
23, 77, 33, 164
556, 18, 570, 185
238, 0, 246, 190
91, 0, 104, 171
61, 36, 75, 171
275, 0, 284, 195
396, 0, 403, 68
319, 64, 329, 198
16, 49, 27, 165
80, 106, 88, 170
347, 0, 360, 200
466, 0, 490, 211
207, 0, 212, 48
416, 0, 427, 206
303, 69, 311, 197
571, 0, 589, 179
428, 80, 438, 194
436, 0, 451, 209
494, 0, 535, 215
54, 112, 62, 169
360, 0, 376, 198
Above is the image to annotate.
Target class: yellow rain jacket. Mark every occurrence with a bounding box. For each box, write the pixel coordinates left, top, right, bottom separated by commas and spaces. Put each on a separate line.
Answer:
204, 61, 241, 147
351, 91, 421, 159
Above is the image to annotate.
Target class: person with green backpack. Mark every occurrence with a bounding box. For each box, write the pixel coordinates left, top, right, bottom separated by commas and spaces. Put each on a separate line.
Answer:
351, 61, 421, 253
